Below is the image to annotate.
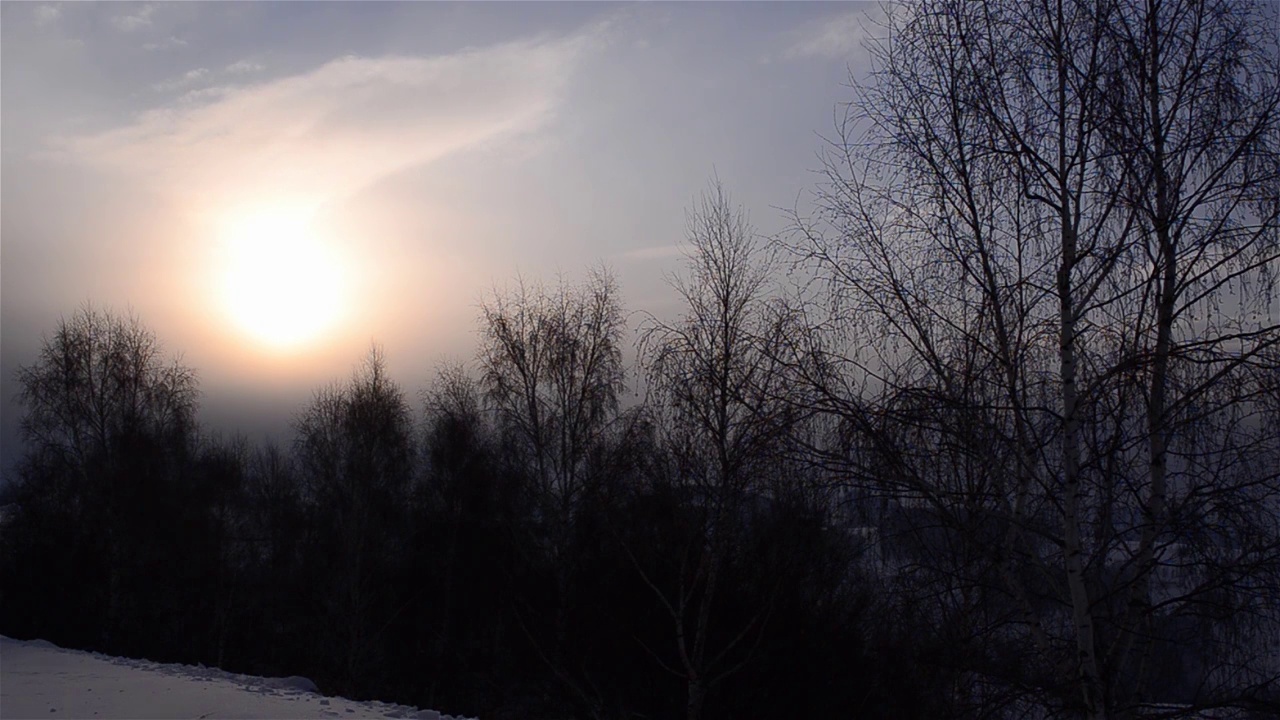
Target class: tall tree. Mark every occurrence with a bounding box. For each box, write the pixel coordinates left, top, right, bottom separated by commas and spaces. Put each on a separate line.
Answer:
787, 1, 1280, 717
477, 267, 626, 706
18, 305, 198, 473
479, 269, 625, 509
638, 180, 798, 720
294, 345, 414, 693
11, 306, 199, 653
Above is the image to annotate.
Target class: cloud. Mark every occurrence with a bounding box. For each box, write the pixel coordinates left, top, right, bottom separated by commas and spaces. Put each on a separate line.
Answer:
111, 4, 154, 32
151, 68, 210, 93
224, 60, 264, 75
174, 86, 234, 105
57, 30, 602, 215
783, 12, 870, 61
143, 36, 187, 52
151, 62, 262, 95
33, 4, 60, 26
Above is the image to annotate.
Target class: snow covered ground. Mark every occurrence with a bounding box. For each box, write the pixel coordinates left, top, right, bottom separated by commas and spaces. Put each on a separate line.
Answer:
0, 636, 471, 720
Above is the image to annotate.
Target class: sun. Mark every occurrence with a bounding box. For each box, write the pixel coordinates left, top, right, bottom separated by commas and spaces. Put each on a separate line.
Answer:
216, 203, 347, 350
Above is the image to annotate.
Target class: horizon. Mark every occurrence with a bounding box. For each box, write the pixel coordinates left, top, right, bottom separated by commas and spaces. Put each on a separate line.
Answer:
0, 1, 879, 478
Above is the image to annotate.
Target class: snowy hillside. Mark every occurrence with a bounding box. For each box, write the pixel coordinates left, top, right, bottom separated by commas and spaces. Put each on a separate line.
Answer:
0, 636, 471, 720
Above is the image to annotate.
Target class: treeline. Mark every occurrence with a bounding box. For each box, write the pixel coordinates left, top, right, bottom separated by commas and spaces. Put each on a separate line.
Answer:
0, 189, 937, 720
5, 1, 1280, 718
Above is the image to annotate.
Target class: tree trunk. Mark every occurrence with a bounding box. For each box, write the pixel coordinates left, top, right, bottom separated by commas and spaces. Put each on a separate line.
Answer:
1055, 1, 1106, 714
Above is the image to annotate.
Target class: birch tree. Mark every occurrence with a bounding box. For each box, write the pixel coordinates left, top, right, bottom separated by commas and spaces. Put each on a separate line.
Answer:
638, 180, 799, 720
787, 1, 1280, 717
477, 267, 626, 705
294, 346, 414, 692
15, 306, 198, 653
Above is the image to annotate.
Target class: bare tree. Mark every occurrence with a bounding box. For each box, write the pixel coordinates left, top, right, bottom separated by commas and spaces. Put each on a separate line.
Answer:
637, 179, 799, 720
19, 305, 198, 471
786, 1, 1280, 717
418, 361, 492, 704
479, 268, 625, 514
294, 345, 414, 692
15, 305, 199, 651
477, 267, 626, 709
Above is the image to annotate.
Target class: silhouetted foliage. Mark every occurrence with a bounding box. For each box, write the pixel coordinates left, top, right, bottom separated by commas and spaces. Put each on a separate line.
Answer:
785, 0, 1280, 717
636, 179, 810, 720
9, 5, 1273, 710
294, 345, 415, 694
0, 289, 932, 718
3, 306, 199, 658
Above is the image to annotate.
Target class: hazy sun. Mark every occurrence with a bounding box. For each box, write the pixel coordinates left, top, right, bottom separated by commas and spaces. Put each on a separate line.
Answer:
217, 203, 347, 350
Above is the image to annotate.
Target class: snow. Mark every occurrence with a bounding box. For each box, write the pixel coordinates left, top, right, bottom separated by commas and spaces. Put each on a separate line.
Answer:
0, 636, 471, 720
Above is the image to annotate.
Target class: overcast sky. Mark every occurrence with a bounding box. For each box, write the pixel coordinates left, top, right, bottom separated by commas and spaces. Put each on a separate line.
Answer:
0, 1, 878, 475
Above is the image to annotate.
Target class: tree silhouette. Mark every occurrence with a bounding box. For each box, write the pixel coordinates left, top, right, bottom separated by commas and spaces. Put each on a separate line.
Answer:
787, 0, 1280, 716
294, 345, 414, 693
637, 179, 804, 720
8, 306, 199, 655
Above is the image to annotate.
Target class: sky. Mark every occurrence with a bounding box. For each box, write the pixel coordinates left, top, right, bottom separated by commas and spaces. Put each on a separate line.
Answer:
1, 1, 878, 476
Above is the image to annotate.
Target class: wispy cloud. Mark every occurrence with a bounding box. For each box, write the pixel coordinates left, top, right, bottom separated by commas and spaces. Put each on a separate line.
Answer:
783, 12, 870, 61
151, 62, 262, 95
33, 4, 60, 27
151, 68, 210, 93
111, 4, 154, 32
58, 30, 603, 214
143, 35, 187, 52
224, 60, 264, 75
